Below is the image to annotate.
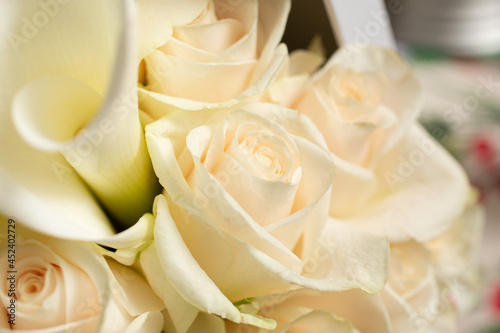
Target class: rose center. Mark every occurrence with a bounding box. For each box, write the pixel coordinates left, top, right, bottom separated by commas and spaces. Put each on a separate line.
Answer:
337, 81, 365, 102
389, 246, 428, 294
333, 71, 368, 103
17, 267, 47, 301
237, 126, 291, 181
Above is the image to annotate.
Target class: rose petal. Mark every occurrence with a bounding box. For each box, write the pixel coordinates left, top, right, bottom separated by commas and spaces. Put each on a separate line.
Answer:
106, 259, 164, 317
425, 192, 484, 313
101, 294, 134, 333
261, 289, 392, 333
213, 1, 259, 63
350, 124, 469, 242
300, 217, 390, 294
140, 243, 199, 333
381, 242, 455, 333
146, 50, 257, 103
289, 49, 325, 76
44, 239, 110, 330
186, 312, 226, 333
296, 45, 422, 167
275, 308, 360, 333
159, 37, 216, 63
254, 0, 290, 65
266, 49, 325, 107
267, 75, 310, 107
150, 195, 276, 329
137, 0, 210, 61
329, 155, 378, 216
174, 19, 247, 57
139, 44, 287, 116
161, 189, 388, 301
123, 311, 164, 333
0, 307, 9, 329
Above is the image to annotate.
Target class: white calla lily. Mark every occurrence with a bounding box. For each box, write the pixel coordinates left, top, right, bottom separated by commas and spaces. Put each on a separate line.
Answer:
0, 0, 159, 233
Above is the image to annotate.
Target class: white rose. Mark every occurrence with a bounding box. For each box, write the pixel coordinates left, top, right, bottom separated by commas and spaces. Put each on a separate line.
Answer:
219, 246, 451, 333
295, 46, 420, 167
204, 287, 389, 333
361, 197, 481, 333
423, 191, 484, 315
381, 241, 456, 333
226, 195, 483, 333
0, 222, 164, 332
224, 290, 363, 333
290, 45, 469, 242
142, 102, 389, 330
138, 0, 290, 116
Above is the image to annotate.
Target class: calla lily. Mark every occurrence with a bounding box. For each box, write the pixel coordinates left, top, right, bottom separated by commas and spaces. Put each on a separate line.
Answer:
0, 0, 159, 236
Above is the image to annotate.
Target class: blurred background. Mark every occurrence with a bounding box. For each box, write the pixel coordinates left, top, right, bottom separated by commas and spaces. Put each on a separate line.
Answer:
283, 1, 500, 332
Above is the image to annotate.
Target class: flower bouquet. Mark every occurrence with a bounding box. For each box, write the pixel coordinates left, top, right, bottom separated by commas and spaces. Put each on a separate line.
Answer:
0, 0, 484, 332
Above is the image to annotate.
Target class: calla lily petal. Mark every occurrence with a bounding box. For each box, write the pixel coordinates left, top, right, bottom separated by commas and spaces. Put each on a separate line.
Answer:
1, 0, 159, 234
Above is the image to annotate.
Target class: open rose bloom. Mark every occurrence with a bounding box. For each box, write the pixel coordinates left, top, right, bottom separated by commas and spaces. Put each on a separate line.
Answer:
0, 223, 164, 332
0, 0, 483, 332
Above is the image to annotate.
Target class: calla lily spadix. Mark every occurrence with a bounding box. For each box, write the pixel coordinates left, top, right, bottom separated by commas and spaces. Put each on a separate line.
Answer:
0, 0, 159, 237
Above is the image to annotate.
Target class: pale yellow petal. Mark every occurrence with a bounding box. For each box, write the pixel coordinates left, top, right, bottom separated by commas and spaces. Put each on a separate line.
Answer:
139, 44, 287, 116
124, 311, 164, 333
151, 195, 276, 329
140, 243, 200, 333
186, 312, 226, 333
350, 124, 469, 242
0, 0, 155, 237
275, 309, 360, 333
137, 0, 211, 61
106, 259, 164, 317
261, 289, 392, 333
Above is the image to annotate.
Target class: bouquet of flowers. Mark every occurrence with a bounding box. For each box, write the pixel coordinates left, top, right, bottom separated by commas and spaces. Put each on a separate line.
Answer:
0, 0, 484, 332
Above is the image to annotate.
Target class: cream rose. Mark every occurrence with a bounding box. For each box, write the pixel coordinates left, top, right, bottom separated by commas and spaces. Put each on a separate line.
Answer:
142, 102, 389, 330
222, 290, 379, 333
218, 244, 452, 333
380, 241, 458, 333
294, 46, 420, 167
423, 191, 484, 315
217, 199, 482, 333
288, 45, 469, 242
138, 0, 290, 116
375, 195, 482, 333
226, 196, 483, 333
0, 222, 164, 332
